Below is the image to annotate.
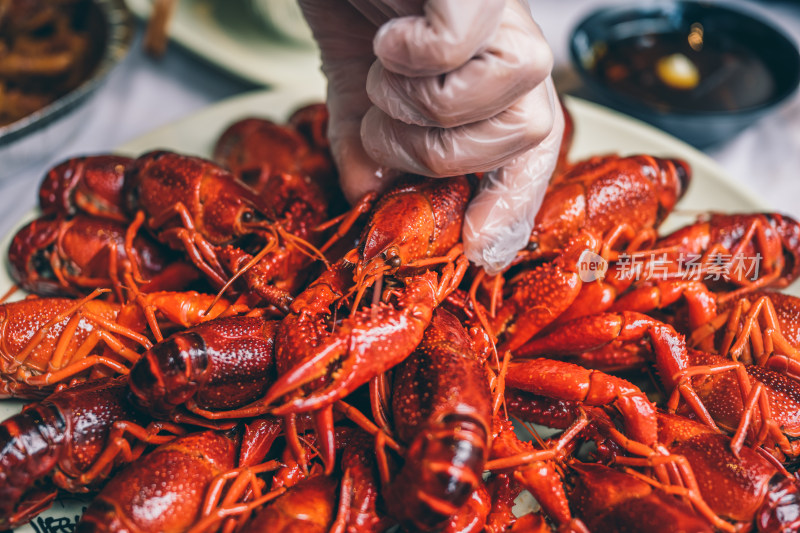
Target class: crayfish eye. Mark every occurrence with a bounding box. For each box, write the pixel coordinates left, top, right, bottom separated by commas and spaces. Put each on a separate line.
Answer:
383, 248, 402, 268
241, 210, 254, 223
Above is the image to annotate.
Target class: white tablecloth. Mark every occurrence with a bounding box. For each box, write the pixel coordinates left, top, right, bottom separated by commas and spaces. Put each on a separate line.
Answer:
3, 0, 800, 241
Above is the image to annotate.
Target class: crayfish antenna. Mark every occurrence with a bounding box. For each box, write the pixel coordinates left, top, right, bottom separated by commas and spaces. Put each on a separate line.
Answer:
205, 238, 278, 316
315, 192, 379, 253
275, 225, 330, 269
468, 270, 495, 338
334, 401, 403, 454
351, 264, 390, 316
493, 350, 511, 418
124, 211, 149, 285
0, 284, 18, 304
334, 400, 402, 489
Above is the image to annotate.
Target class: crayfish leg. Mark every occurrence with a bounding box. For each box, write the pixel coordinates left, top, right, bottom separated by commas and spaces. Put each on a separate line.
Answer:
317, 192, 379, 253
487, 418, 574, 527
726, 296, 800, 365
5, 489, 58, 531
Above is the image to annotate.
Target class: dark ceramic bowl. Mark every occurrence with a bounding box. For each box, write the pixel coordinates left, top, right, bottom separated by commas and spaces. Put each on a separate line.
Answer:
569, 1, 800, 148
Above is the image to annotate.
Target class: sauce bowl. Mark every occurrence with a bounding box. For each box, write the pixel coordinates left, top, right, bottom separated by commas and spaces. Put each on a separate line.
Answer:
569, 1, 800, 148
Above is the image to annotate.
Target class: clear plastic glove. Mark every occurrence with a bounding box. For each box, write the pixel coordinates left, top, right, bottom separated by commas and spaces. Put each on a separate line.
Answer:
299, 0, 564, 274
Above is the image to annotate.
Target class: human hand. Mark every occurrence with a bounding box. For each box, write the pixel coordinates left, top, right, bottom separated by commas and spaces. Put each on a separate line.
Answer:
299, 0, 564, 273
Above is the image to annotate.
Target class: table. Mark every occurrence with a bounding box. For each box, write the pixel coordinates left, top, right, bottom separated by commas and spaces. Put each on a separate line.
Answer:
3, 0, 800, 241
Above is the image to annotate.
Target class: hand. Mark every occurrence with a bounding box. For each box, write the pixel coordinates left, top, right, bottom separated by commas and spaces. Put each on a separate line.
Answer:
299, 0, 564, 273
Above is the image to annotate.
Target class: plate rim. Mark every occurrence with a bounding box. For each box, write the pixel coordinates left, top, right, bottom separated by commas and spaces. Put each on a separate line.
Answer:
561, 95, 771, 211
124, 0, 325, 89
118, 87, 771, 214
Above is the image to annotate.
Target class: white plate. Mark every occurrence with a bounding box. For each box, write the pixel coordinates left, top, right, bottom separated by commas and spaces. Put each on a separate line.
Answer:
125, 0, 326, 91
3, 88, 792, 532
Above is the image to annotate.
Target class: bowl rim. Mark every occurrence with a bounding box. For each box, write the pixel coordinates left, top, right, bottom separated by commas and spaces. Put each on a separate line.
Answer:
0, 0, 135, 147
568, 0, 800, 118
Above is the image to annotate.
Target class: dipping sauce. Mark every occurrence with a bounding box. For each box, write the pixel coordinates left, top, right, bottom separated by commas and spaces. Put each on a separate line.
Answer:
588, 26, 776, 113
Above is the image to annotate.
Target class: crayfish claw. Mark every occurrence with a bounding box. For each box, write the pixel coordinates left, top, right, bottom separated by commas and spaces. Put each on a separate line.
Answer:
263, 338, 350, 411
270, 374, 356, 416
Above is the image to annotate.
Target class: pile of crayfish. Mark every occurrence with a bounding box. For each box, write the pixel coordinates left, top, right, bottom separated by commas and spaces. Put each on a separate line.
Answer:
4, 101, 800, 533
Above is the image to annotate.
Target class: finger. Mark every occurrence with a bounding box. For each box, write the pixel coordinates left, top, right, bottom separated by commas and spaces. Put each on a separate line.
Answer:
330, 115, 401, 203
299, 1, 398, 204
372, 0, 505, 77
299, 0, 374, 122
463, 80, 565, 274
347, 0, 404, 26
361, 79, 555, 177
366, 0, 551, 127
300, 0, 375, 58
327, 63, 400, 204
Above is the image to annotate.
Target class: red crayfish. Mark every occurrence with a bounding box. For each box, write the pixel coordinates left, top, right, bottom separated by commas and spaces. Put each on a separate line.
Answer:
123, 150, 329, 311
0, 377, 180, 529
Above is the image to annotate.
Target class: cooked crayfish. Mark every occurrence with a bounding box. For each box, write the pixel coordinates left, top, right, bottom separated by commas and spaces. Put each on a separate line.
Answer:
322, 174, 473, 296
124, 151, 328, 310
8, 214, 193, 299
385, 308, 492, 530
76, 425, 284, 533
129, 315, 279, 419
0, 377, 179, 529
38, 155, 132, 221
529, 154, 690, 259
0, 291, 245, 397
244, 428, 387, 532
213, 106, 336, 195
654, 212, 800, 292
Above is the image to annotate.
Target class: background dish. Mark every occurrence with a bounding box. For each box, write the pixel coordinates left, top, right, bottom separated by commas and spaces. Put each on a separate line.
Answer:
0, 87, 790, 531
0, 0, 134, 181
125, 0, 326, 90
248, 0, 315, 45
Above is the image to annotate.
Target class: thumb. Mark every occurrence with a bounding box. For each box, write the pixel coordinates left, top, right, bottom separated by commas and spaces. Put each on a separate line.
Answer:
462, 78, 565, 274
298, 0, 399, 203
329, 113, 400, 203
323, 49, 401, 203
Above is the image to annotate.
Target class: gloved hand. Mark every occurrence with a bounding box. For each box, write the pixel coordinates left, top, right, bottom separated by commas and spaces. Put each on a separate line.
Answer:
299, 0, 564, 274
